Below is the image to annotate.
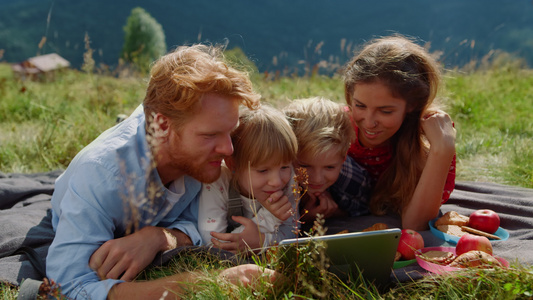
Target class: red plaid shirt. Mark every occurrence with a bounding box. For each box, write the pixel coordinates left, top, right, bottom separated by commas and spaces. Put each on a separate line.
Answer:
348, 125, 456, 203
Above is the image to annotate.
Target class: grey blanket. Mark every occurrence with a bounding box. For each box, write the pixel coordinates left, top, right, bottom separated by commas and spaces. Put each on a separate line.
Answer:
0, 170, 61, 286
1, 171, 532, 286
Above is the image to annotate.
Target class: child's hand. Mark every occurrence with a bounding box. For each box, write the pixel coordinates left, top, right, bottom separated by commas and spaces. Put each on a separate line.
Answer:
210, 216, 265, 254
258, 190, 293, 221
301, 191, 342, 221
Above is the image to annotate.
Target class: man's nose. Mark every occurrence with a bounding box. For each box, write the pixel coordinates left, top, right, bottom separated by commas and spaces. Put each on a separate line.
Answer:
216, 135, 234, 156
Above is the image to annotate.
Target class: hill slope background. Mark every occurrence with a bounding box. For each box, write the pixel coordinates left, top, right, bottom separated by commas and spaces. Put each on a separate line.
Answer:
1, 0, 533, 73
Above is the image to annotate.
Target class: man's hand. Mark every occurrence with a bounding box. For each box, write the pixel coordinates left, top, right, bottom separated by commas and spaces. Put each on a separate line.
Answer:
257, 190, 293, 221
89, 226, 191, 281
109, 264, 283, 299
210, 216, 265, 254
218, 264, 282, 288
300, 191, 343, 221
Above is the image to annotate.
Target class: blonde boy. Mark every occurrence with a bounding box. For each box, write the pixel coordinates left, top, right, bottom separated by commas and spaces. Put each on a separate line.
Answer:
283, 97, 371, 222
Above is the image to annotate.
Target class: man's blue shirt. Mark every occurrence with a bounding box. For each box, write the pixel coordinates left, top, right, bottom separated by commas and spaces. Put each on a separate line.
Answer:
46, 105, 202, 300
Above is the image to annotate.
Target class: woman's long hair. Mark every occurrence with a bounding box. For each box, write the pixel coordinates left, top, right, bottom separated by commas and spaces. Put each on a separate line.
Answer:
343, 35, 443, 215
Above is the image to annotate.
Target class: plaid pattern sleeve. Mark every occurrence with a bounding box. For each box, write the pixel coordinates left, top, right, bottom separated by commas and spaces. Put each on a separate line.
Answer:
329, 156, 372, 217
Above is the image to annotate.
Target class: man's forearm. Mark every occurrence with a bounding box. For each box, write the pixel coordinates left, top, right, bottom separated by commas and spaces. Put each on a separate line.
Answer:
164, 228, 193, 250
108, 271, 200, 300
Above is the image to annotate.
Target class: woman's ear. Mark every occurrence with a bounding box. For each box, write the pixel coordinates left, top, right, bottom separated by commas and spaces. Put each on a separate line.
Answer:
151, 113, 170, 139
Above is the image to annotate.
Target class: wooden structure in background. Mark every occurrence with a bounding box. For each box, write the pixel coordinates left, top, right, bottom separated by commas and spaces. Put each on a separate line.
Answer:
11, 53, 70, 81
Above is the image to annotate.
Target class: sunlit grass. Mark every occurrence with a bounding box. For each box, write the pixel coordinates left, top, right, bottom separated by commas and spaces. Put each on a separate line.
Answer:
1, 52, 533, 298
446, 62, 533, 187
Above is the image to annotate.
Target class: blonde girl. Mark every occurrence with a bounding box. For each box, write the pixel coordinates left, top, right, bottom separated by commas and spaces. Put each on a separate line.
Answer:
198, 104, 299, 253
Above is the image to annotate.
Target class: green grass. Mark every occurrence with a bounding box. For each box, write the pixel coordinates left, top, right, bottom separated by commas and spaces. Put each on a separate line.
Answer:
0, 64, 146, 173
446, 62, 533, 188
1, 59, 532, 188
1, 54, 533, 299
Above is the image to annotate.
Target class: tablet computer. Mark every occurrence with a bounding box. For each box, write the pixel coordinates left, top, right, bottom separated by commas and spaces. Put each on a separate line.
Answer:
278, 228, 401, 286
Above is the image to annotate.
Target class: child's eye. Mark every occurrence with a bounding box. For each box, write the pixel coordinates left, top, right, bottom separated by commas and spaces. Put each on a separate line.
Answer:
256, 169, 268, 173
281, 165, 291, 170
381, 110, 393, 114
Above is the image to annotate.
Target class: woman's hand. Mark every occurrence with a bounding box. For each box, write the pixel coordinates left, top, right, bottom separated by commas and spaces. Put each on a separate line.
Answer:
421, 110, 456, 155
403, 111, 457, 230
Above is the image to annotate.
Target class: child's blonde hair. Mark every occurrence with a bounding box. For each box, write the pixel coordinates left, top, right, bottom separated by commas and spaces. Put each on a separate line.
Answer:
283, 97, 355, 160
231, 104, 298, 189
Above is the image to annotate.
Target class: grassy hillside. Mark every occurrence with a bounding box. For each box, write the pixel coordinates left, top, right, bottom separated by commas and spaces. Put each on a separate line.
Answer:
1, 0, 533, 72
1, 53, 532, 188
1, 53, 533, 300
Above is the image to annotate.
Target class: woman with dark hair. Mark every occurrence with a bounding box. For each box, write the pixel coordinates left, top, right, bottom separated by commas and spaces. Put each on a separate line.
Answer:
343, 35, 456, 230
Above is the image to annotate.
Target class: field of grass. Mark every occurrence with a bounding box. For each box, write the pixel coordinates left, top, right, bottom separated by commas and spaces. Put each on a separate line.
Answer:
1, 57, 532, 187
1, 55, 532, 299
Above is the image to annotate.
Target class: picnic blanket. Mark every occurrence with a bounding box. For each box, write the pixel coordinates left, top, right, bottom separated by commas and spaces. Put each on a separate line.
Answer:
322, 181, 533, 280
1, 171, 532, 286
0, 170, 61, 286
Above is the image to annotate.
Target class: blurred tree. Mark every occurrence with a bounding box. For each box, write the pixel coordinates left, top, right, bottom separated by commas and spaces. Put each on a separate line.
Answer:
121, 7, 166, 73
225, 47, 259, 74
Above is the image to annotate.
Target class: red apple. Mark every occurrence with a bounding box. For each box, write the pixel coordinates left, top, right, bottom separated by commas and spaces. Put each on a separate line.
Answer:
469, 209, 500, 234
456, 233, 493, 256
397, 229, 424, 260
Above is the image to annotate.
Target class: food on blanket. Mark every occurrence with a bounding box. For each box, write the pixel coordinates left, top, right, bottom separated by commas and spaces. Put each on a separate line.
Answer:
435, 210, 503, 239
468, 209, 500, 234
394, 251, 402, 262
397, 229, 424, 260
449, 250, 502, 268
461, 226, 500, 240
435, 211, 469, 227
362, 223, 389, 232
417, 250, 456, 265
436, 224, 468, 238
455, 233, 493, 256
